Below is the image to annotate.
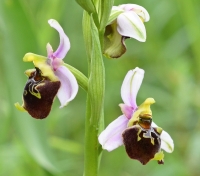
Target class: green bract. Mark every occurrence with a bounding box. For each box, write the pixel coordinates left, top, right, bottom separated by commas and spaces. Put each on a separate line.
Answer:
75, 0, 95, 13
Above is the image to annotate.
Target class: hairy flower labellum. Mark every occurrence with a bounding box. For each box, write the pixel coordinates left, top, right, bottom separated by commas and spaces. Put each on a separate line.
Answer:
122, 125, 162, 165
23, 68, 60, 119
123, 113, 163, 165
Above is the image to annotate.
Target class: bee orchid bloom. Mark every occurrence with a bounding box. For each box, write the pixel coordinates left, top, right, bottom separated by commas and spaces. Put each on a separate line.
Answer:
103, 4, 150, 58
15, 19, 78, 119
98, 67, 174, 165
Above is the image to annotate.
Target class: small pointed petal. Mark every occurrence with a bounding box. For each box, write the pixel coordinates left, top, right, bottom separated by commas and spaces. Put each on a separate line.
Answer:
152, 122, 174, 153
48, 19, 70, 59
98, 115, 129, 151
117, 11, 146, 42
46, 43, 54, 59
119, 103, 134, 119
121, 67, 144, 108
119, 4, 150, 22
55, 66, 78, 108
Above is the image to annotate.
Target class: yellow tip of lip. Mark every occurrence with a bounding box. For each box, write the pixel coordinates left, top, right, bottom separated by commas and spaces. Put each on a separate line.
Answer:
14, 102, 26, 112
152, 151, 164, 161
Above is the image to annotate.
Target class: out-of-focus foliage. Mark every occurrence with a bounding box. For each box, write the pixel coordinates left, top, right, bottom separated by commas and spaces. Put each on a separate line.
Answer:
0, 0, 200, 175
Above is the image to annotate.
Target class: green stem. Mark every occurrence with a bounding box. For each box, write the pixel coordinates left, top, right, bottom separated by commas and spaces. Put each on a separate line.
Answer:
84, 96, 101, 176
64, 63, 88, 92
82, 0, 114, 173
83, 15, 105, 176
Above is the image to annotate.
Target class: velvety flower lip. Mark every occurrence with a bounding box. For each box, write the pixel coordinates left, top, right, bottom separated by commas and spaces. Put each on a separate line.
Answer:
122, 124, 162, 165
15, 19, 78, 118
98, 67, 174, 164
21, 67, 61, 119
103, 4, 150, 58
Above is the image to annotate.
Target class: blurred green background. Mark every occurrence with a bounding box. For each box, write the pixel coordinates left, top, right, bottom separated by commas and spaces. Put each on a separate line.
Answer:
0, 0, 200, 175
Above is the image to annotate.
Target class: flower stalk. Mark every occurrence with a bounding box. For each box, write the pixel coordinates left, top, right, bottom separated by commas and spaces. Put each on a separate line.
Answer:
83, 14, 105, 176
82, 0, 114, 174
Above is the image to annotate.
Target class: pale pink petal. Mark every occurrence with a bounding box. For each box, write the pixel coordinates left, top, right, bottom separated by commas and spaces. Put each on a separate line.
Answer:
121, 67, 144, 108
117, 11, 146, 42
98, 115, 129, 151
48, 19, 70, 59
119, 4, 150, 22
55, 66, 78, 108
119, 103, 134, 119
152, 122, 174, 153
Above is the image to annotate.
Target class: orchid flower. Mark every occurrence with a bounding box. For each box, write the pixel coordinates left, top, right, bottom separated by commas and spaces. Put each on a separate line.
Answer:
15, 19, 78, 119
103, 4, 150, 58
98, 67, 174, 165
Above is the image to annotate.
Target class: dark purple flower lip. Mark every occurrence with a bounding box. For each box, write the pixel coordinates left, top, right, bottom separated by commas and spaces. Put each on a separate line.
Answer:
122, 125, 162, 165
23, 67, 60, 119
